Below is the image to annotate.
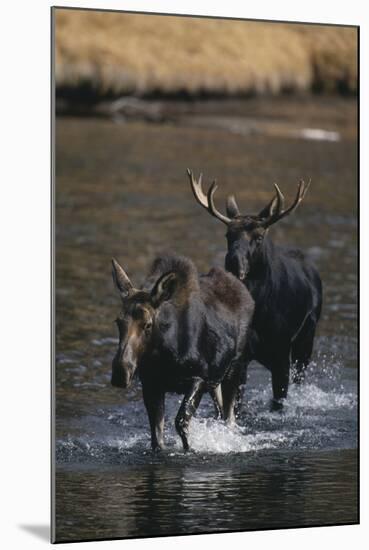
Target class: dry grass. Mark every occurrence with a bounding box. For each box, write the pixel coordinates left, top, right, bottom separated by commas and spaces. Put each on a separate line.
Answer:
55, 9, 357, 97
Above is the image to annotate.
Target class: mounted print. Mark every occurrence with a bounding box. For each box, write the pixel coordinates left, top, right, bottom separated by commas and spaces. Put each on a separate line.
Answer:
51, 6, 358, 544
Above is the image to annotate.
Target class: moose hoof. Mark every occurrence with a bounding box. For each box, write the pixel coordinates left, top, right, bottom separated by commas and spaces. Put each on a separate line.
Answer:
183, 446, 196, 455
270, 398, 285, 412
151, 444, 165, 453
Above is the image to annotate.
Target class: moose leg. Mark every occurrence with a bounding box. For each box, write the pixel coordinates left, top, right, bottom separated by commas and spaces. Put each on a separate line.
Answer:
291, 316, 317, 384
271, 369, 289, 404
222, 380, 238, 425
234, 360, 249, 419
271, 357, 290, 411
222, 364, 243, 425
234, 385, 245, 419
142, 385, 165, 451
209, 385, 223, 420
175, 378, 205, 451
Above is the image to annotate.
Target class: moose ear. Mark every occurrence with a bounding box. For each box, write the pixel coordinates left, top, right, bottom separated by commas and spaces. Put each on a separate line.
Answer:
226, 195, 240, 218
111, 258, 134, 298
150, 272, 177, 307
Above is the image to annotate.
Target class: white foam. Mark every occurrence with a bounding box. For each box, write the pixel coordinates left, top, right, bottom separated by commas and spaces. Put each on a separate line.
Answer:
285, 383, 356, 412
56, 374, 357, 462
177, 418, 290, 454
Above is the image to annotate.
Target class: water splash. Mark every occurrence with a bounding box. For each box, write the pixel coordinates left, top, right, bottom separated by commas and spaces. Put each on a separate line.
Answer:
56, 365, 357, 464
185, 419, 290, 454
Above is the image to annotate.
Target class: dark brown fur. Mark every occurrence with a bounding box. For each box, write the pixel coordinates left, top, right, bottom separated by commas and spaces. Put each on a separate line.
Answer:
111, 253, 254, 451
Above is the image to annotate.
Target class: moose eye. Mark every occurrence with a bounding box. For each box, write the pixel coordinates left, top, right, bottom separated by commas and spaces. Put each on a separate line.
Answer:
132, 307, 144, 320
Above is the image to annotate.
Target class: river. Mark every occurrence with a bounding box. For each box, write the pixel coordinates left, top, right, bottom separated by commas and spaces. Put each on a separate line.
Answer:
53, 97, 358, 542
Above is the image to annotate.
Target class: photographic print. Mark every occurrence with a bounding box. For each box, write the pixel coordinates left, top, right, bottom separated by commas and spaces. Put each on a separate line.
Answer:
52, 7, 358, 543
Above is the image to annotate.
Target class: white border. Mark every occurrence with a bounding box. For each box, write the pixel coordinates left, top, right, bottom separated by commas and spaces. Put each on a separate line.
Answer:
1, 1, 366, 548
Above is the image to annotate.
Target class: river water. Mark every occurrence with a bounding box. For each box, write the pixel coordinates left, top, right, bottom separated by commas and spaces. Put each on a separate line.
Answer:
54, 97, 358, 542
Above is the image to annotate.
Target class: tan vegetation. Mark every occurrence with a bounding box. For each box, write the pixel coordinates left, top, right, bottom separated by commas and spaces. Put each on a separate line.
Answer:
55, 9, 357, 97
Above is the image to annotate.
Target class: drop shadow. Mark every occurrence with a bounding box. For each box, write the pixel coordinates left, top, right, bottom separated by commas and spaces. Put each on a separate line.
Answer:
19, 524, 50, 542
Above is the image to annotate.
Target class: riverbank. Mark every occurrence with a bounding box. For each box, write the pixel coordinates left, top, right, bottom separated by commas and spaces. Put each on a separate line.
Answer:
55, 9, 357, 104
56, 95, 357, 146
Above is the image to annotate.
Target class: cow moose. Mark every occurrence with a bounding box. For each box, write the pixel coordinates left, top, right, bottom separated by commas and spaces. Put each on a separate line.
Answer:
111, 254, 254, 451
187, 169, 322, 410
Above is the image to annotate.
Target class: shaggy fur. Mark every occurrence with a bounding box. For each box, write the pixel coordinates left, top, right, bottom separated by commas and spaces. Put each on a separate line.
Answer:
111, 253, 254, 451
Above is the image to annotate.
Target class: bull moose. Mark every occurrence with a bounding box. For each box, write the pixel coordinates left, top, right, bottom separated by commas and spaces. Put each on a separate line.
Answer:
111, 254, 254, 451
187, 169, 322, 410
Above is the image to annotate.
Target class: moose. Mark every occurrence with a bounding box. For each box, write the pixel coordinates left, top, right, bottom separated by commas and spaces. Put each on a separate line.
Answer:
111, 253, 254, 451
187, 169, 322, 410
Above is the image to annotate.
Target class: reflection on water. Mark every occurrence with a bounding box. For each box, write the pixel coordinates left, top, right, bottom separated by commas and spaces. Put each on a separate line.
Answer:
54, 100, 357, 542
56, 450, 357, 541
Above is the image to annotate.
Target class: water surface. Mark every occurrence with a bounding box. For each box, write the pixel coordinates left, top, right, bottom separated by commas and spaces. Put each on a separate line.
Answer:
54, 98, 358, 542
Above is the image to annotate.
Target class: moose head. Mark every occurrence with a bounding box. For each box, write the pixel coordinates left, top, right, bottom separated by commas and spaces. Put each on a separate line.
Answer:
187, 169, 310, 281
111, 258, 177, 388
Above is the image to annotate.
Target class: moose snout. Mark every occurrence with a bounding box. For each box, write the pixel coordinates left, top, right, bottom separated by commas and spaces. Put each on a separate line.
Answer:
235, 263, 249, 281
239, 271, 245, 281
111, 369, 132, 389
226, 252, 249, 281
111, 351, 134, 389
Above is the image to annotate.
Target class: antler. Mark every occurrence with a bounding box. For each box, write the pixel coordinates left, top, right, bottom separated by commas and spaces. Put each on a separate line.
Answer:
272, 183, 285, 215
260, 180, 310, 228
207, 181, 232, 225
187, 169, 209, 210
257, 183, 285, 219
187, 169, 231, 225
